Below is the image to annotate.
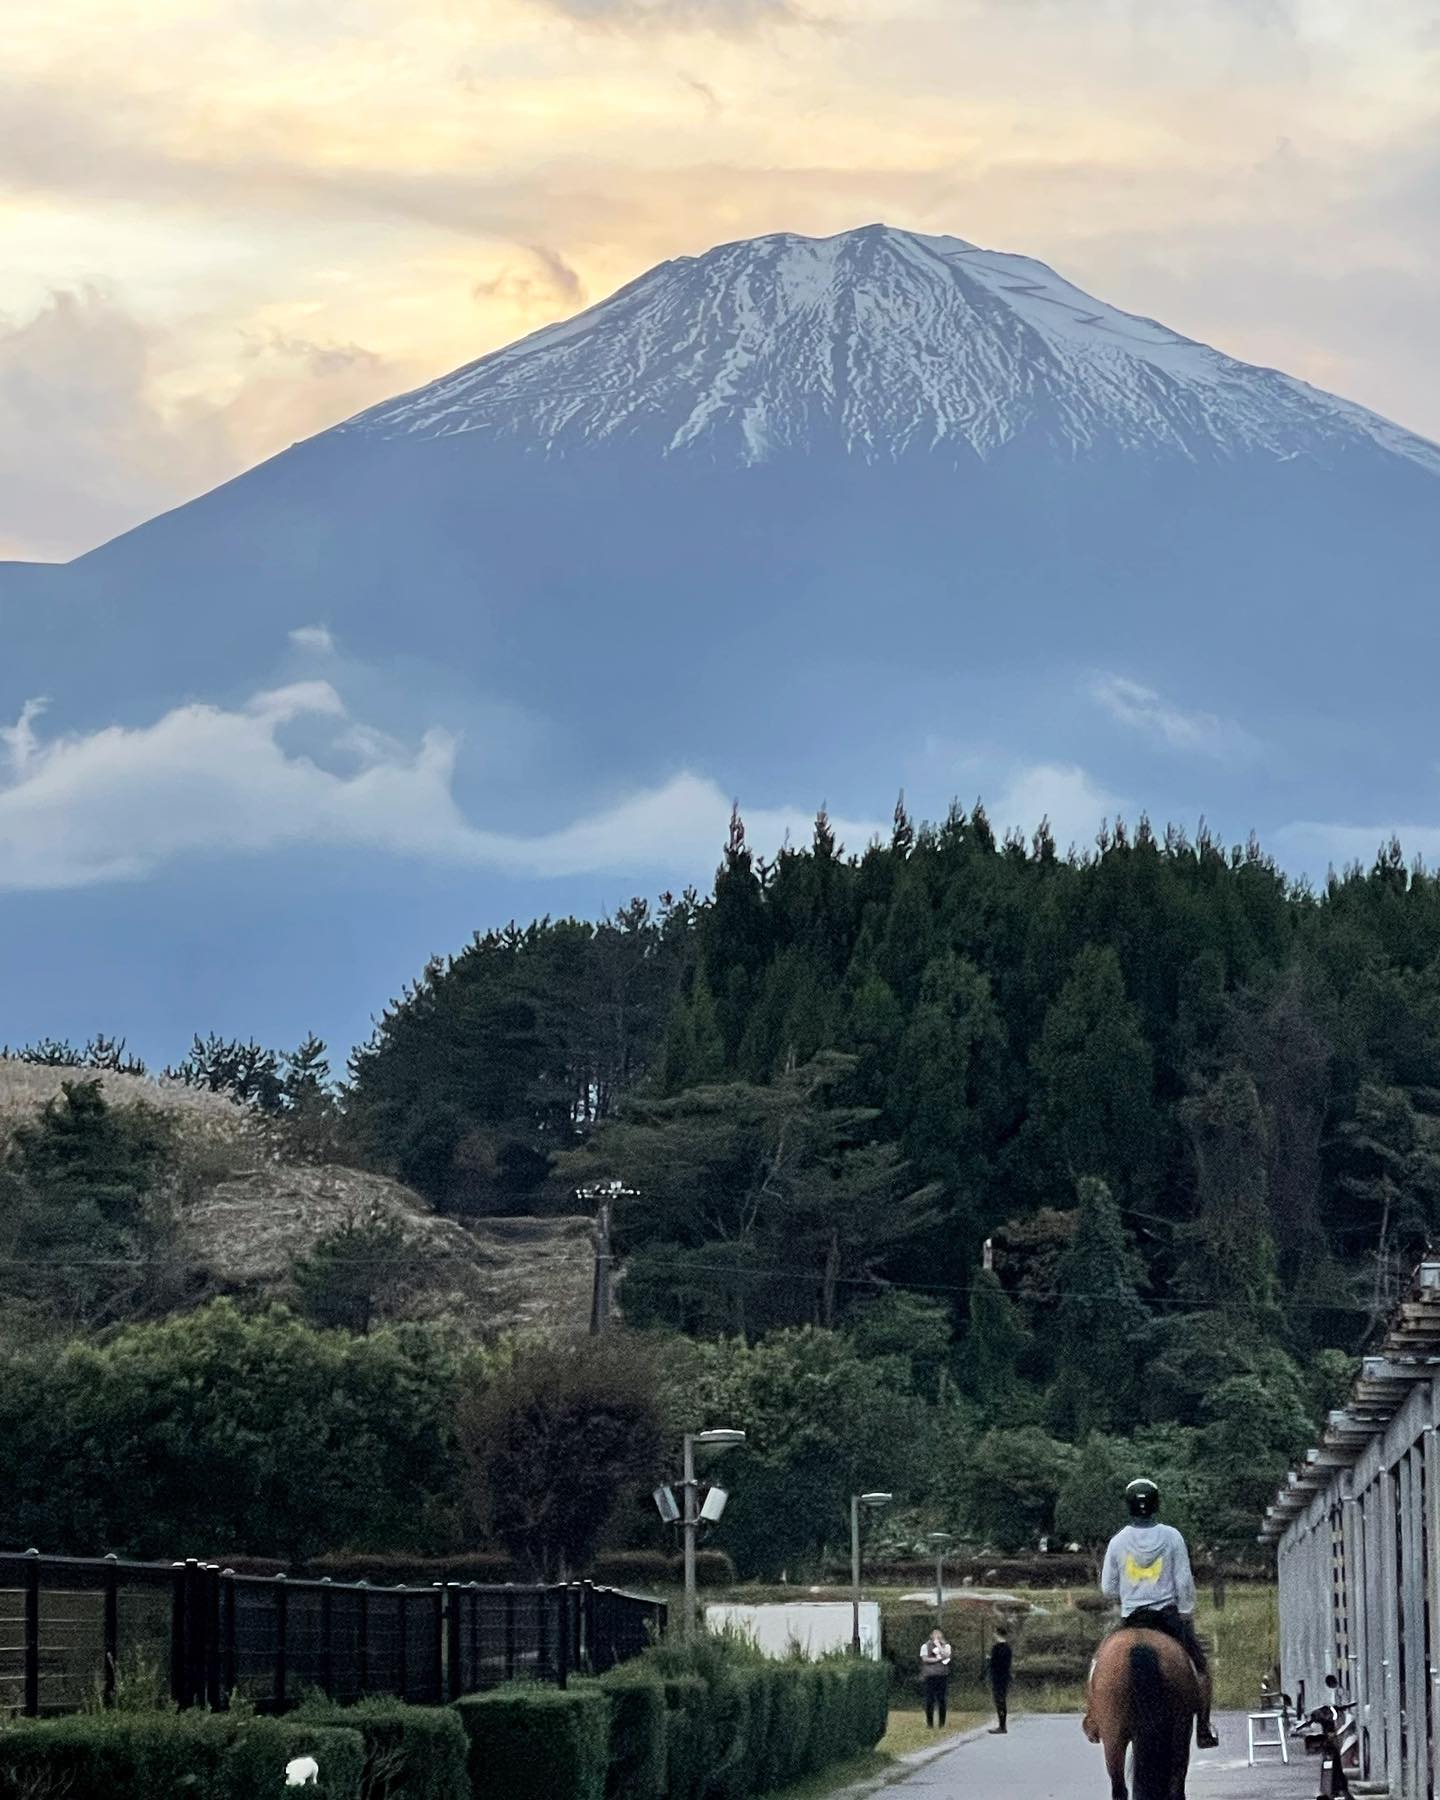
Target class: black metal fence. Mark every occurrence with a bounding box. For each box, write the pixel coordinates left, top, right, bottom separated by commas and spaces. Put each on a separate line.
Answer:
0, 1550, 667, 1717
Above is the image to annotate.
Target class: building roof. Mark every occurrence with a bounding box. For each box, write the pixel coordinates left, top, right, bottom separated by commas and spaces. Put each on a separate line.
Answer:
1258, 1257, 1440, 1543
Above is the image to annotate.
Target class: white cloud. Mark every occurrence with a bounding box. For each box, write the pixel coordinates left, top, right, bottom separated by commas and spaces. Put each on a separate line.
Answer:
0, 698, 48, 775
1274, 818, 1429, 871
1090, 674, 1257, 761
987, 761, 1127, 855
0, 683, 878, 890
289, 624, 335, 653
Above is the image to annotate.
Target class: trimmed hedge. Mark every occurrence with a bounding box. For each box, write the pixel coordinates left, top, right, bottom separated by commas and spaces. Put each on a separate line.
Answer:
0, 1714, 364, 1800
593, 1669, 667, 1800
660, 1674, 712, 1800
292, 1700, 469, 1800
454, 1685, 610, 1800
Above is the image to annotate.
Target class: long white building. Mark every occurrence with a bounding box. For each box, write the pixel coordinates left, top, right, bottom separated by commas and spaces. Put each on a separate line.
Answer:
1263, 1259, 1440, 1800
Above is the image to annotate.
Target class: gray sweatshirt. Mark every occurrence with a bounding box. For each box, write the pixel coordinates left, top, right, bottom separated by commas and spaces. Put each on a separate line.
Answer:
1100, 1523, 1196, 1617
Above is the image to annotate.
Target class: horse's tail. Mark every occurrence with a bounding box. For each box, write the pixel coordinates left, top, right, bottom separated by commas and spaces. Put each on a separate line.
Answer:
1128, 1641, 1175, 1800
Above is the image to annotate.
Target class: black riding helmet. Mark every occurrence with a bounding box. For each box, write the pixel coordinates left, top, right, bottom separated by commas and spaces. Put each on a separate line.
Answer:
1125, 1478, 1161, 1520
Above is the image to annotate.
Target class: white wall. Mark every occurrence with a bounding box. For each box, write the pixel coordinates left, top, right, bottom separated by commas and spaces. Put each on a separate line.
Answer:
704, 1601, 883, 1662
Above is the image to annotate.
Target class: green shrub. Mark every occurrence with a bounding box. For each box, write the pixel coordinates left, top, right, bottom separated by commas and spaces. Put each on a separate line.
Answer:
660, 1674, 712, 1800
594, 1669, 666, 1800
701, 1675, 752, 1800
591, 1550, 671, 1589
0, 1713, 364, 1800
233, 1722, 365, 1799
453, 1685, 609, 1800
690, 1550, 736, 1589
730, 1668, 771, 1795
290, 1700, 468, 1800
847, 1662, 891, 1753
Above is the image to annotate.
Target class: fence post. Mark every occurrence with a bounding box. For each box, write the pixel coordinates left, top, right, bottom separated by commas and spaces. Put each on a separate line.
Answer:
170, 1562, 187, 1708
556, 1587, 571, 1691
274, 1575, 288, 1715
503, 1586, 517, 1682
102, 1554, 119, 1708
396, 1587, 409, 1702
357, 1582, 369, 1697
580, 1582, 596, 1675
320, 1579, 333, 1700
221, 1570, 237, 1706
446, 1583, 463, 1702
204, 1565, 222, 1710
23, 1549, 40, 1719
431, 1585, 444, 1705
185, 1561, 206, 1710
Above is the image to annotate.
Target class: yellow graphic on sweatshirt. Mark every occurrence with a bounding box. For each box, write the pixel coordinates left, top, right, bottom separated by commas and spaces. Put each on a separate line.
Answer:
1124, 1554, 1164, 1584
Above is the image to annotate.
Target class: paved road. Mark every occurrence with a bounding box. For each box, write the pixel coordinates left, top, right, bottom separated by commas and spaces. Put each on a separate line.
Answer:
876, 1713, 1317, 1799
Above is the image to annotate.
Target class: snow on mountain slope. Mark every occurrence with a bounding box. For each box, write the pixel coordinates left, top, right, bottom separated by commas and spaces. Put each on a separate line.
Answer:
342, 224, 1440, 476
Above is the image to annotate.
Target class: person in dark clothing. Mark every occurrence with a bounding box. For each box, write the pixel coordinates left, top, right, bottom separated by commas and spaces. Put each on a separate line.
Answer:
920, 1629, 952, 1727
983, 1625, 1013, 1734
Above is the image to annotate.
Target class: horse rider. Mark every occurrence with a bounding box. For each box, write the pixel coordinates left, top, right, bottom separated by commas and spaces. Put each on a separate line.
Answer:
1086, 1477, 1219, 1750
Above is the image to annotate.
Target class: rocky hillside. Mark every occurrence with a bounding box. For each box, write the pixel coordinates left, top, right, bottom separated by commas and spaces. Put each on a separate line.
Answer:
0, 1059, 596, 1336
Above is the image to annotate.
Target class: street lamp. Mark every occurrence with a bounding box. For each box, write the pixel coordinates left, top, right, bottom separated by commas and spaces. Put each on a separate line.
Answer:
850, 1492, 893, 1655
680, 1429, 745, 1638
926, 1532, 955, 1630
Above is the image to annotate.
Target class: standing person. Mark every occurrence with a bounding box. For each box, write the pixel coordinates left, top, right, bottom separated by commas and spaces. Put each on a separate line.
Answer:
920, 1627, 952, 1728
1084, 1477, 1219, 1750
983, 1623, 1013, 1734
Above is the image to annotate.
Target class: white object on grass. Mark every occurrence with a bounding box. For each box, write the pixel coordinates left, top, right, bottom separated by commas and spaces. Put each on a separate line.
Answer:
285, 1756, 320, 1786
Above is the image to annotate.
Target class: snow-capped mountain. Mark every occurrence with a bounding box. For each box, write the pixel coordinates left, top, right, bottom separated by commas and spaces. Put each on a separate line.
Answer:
2, 222, 1439, 1061
345, 225, 1440, 476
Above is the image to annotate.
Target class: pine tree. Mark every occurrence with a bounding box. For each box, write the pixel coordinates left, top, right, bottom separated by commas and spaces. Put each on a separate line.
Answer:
1028, 945, 1158, 1198
1050, 1178, 1149, 1435
958, 1269, 1029, 1420
291, 1207, 418, 1334
1178, 1067, 1281, 1341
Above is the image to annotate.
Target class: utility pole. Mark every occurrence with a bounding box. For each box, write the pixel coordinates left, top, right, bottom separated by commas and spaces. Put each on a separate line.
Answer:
590, 1200, 612, 1336
683, 1431, 698, 1639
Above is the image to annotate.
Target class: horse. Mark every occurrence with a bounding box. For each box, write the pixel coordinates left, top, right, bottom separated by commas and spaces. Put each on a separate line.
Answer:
1084, 1627, 1198, 1800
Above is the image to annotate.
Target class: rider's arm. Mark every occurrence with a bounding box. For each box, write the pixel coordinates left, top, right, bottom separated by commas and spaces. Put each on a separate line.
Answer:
1171, 1528, 1197, 1615
1100, 1535, 1120, 1601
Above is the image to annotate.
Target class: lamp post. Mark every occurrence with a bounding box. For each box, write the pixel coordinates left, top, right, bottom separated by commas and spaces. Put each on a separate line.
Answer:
926, 1531, 954, 1631
850, 1492, 893, 1655
681, 1429, 745, 1639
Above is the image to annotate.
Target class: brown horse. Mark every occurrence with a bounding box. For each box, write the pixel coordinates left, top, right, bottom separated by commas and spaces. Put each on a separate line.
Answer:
1083, 1628, 1198, 1800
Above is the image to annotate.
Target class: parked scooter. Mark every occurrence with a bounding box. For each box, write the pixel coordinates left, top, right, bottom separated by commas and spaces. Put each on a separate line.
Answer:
1284, 1675, 1353, 1799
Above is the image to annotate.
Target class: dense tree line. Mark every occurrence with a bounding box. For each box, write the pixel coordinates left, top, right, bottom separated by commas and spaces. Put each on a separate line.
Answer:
11, 804, 1440, 1561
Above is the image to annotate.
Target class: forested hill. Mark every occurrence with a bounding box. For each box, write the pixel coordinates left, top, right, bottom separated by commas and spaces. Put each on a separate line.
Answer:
350, 806, 1440, 1374
10, 802, 1440, 1566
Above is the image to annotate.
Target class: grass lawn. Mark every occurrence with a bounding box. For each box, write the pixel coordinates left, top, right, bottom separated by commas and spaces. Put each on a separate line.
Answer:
880, 1708, 987, 1755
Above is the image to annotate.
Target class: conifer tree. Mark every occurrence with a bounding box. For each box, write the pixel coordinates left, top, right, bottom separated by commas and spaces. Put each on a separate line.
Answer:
1028, 944, 1158, 1198
958, 1269, 1029, 1420
1050, 1178, 1149, 1435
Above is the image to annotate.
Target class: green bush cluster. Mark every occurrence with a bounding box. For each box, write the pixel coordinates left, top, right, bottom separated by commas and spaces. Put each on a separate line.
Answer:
0, 1714, 364, 1800
586, 1642, 889, 1800
0, 1639, 888, 1800
292, 1699, 470, 1799
454, 1686, 611, 1800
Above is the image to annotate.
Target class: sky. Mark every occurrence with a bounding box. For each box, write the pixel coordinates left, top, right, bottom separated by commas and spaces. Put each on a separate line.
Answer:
4, 0, 1440, 563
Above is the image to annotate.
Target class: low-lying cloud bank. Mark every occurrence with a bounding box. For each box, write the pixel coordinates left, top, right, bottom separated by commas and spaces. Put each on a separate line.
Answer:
0, 682, 882, 890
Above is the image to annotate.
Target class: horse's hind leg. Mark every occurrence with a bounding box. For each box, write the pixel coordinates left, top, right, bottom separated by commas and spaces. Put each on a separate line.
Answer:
1104, 1736, 1129, 1800
1170, 1725, 1192, 1799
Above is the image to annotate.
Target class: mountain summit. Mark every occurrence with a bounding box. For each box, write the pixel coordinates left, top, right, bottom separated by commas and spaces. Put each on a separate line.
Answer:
343, 224, 1440, 476
3, 223, 1440, 1060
